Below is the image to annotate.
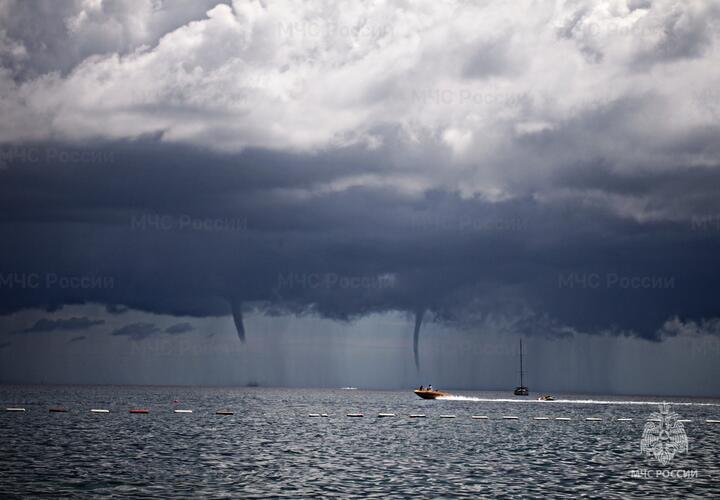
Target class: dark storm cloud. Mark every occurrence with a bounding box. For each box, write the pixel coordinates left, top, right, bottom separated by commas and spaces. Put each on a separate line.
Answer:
165, 322, 194, 335
16, 316, 105, 334
67, 335, 86, 343
111, 322, 161, 341
0, 139, 718, 345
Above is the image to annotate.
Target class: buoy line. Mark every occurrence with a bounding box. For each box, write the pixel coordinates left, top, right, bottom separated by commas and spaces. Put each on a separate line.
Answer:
3, 408, 717, 423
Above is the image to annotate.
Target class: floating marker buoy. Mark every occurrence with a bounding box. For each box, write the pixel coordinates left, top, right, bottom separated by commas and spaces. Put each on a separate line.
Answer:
174, 409, 192, 413
706, 419, 720, 423
409, 414, 426, 418
555, 417, 571, 421
216, 411, 234, 415
678, 419, 691, 423
5, 408, 25, 412
308, 413, 321, 417
129, 409, 149, 414
585, 417, 602, 421
346, 413, 364, 417
440, 415, 456, 418
616, 418, 632, 421
534, 417, 549, 420
321, 414, 329, 417
90, 409, 109, 413
377, 413, 395, 417
471, 415, 488, 419
49, 408, 67, 413
502, 416, 519, 420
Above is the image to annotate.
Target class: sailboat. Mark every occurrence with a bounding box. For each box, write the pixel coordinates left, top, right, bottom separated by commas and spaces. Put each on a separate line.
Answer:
513, 339, 529, 396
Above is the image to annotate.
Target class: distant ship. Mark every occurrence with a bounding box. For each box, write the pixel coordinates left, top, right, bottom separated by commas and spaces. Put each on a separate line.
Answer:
414, 388, 446, 399
513, 339, 529, 396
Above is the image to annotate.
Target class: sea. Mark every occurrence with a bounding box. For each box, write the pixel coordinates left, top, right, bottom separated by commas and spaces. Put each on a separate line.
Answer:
1, 385, 719, 498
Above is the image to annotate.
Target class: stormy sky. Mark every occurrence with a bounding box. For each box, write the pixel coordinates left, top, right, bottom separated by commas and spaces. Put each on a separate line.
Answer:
1, 0, 719, 395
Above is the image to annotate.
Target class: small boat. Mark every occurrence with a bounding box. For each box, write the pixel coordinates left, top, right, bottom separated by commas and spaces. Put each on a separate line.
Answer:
514, 386, 529, 396
538, 395, 555, 401
414, 389, 447, 399
513, 339, 529, 396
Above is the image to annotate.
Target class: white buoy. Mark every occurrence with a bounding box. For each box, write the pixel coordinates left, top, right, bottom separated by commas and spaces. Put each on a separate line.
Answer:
321, 414, 329, 417
377, 413, 395, 417
90, 409, 109, 413
533, 417, 550, 420
440, 414, 456, 418
617, 418, 632, 421
174, 409, 193, 413
502, 416, 519, 420
585, 417, 602, 421
346, 413, 364, 417
308, 413, 321, 417
5, 408, 25, 412
706, 419, 720, 423
471, 415, 488, 419
555, 417, 571, 421
409, 414, 426, 418
678, 419, 692, 423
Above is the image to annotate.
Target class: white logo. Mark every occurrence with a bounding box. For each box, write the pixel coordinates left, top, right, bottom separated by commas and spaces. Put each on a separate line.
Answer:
640, 403, 688, 466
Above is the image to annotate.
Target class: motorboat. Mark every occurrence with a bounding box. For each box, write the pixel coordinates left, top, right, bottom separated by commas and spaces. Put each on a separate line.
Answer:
413, 389, 447, 399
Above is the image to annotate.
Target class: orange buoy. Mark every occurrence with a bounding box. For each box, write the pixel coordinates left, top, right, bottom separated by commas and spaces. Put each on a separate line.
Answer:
129, 409, 149, 414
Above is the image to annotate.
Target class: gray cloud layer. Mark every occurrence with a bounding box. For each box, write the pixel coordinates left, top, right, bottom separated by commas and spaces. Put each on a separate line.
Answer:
17, 316, 105, 334
165, 322, 195, 335
110, 322, 161, 341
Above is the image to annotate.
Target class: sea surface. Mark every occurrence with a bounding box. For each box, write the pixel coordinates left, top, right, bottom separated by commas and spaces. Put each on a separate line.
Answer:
1, 385, 719, 498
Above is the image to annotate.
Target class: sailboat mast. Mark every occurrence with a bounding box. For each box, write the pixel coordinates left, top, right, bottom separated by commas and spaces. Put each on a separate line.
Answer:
519, 339, 523, 387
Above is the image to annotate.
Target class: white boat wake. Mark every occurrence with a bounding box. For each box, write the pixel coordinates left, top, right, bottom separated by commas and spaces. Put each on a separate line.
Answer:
437, 395, 720, 406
